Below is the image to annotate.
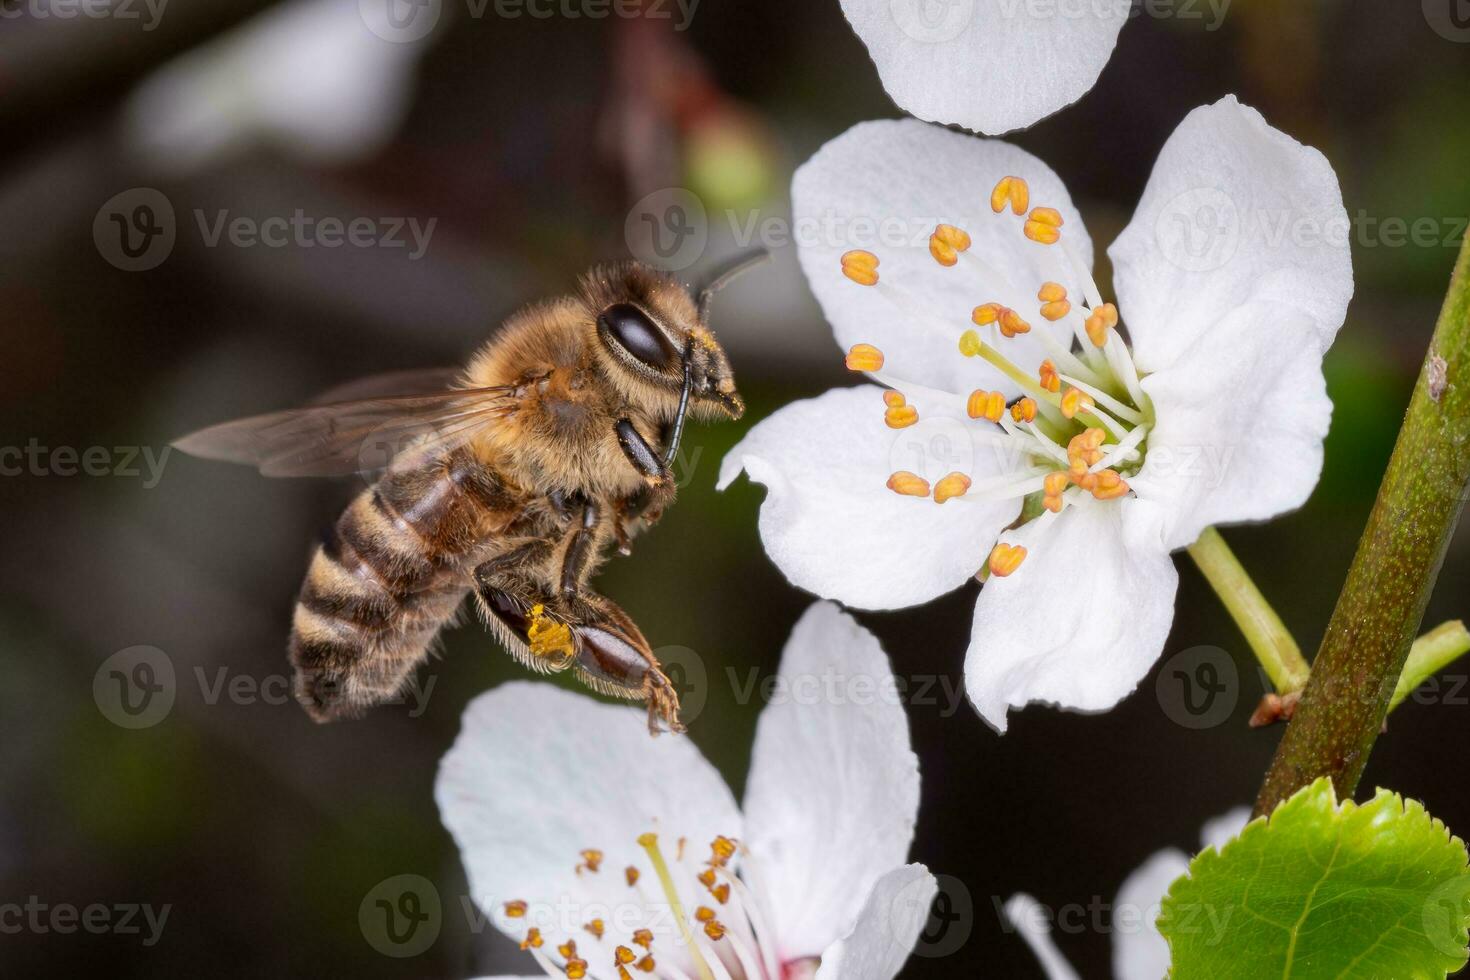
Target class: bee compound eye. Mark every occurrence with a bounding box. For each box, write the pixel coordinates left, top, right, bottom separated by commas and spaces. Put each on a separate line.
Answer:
598, 303, 678, 371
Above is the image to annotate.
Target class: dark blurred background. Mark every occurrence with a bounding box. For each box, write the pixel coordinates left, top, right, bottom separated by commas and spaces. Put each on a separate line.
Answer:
2, 0, 1469, 975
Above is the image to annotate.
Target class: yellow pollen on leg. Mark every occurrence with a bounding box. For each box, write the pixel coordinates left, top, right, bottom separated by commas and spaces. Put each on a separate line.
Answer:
845, 343, 884, 372
887, 471, 931, 497
1038, 359, 1061, 393
527, 604, 574, 661
967, 389, 1006, 422
929, 223, 972, 266
840, 249, 880, 286
990, 176, 1030, 215
1010, 397, 1038, 423
933, 471, 972, 504
1085, 302, 1118, 347
1024, 207, 1063, 245
988, 543, 1028, 577
1060, 387, 1095, 419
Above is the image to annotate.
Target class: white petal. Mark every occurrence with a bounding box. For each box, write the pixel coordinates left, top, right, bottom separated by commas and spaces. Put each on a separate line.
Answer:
1133, 305, 1331, 550
965, 499, 1177, 732
1112, 849, 1189, 980
743, 603, 921, 960
435, 682, 742, 958
1003, 893, 1081, 980
837, 0, 1127, 135
791, 119, 1094, 398
718, 385, 1019, 610
1112, 808, 1250, 980
1109, 95, 1353, 376
814, 865, 938, 980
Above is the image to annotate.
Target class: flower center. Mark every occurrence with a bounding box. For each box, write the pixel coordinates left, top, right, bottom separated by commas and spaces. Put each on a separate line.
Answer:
837, 176, 1157, 578
504, 833, 786, 980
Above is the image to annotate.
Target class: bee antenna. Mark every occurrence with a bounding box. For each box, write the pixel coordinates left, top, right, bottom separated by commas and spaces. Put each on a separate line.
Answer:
695, 248, 770, 322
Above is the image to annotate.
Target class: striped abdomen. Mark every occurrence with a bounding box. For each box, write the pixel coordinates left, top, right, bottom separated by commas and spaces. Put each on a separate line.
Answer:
289, 448, 516, 721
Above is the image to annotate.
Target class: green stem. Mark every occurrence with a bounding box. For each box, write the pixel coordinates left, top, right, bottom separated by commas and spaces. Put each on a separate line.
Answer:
1390, 620, 1470, 713
1187, 527, 1311, 693
1254, 234, 1470, 819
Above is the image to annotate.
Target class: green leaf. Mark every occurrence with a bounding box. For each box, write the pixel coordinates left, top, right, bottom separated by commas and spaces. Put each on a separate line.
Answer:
1159, 779, 1470, 979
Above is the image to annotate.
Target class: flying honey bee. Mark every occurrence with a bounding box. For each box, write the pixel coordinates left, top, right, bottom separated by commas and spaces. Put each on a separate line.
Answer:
175, 254, 765, 734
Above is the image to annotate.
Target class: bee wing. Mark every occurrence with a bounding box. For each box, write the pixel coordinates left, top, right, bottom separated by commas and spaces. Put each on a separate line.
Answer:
173, 385, 520, 478
305, 367, 467, 404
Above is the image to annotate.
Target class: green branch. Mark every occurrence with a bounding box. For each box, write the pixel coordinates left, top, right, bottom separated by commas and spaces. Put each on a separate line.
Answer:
1254, 234, 1470, 818
1391, 620, 1470, 712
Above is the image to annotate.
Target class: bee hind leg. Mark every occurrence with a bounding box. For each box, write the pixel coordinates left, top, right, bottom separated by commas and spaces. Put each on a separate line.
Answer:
569, 592, 684, 736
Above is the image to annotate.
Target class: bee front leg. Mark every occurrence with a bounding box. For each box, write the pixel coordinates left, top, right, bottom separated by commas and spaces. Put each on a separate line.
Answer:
613, 419, 675, 554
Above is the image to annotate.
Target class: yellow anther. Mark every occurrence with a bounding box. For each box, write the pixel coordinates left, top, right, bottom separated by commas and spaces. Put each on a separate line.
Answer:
1038, 359, 1061, 393
566, 959, 588, 979
578, 849, 604, 874
636, 956, 656, 973
1071, 469, 1098, 491
1060, 387, 1095, 420
971, 303, 1002, 326
1042, 494, 1064, 513
958, 329, 983, 357
887, 471, 931, 497
704, 920, 727, 940
988, 543, 1028, 578
709, 883, 731, 904
1069, 427, 1107, 453
522, 928, 544, 950
632, 928, 654, 949
625, 866, 640, 887
695, 907, 717, 923
990, 176, 1030, 215
845, 343, 884, 372
1038, 282, 1067, 302
586, 919, 605, 939
1024, 207, 1063, 245
840, 249, 879, 286
505, 901, 528, 918
967, 389, 1005, 422
933, 472, 972, 504
1091, 470, 1131, 500
1084, 302, 1119, 347
999, 308, 1031, 338
1010, 397, 1038, 423
883, 389, 906, 408
616, 967, 633, 980
559, 940, 579, 960
885, 404, 919, 429
929, 224, 971, 266
697, 868, 717, 888
616, 945, 637, 964
1041, 300, 1071, 321
1044, 471, 1070, 497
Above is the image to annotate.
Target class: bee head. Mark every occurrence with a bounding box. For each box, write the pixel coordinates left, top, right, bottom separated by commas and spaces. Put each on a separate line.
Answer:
581, 261, 745, 422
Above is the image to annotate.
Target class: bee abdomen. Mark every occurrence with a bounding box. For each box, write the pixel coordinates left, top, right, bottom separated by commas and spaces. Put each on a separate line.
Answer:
289, 450, 515, 721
